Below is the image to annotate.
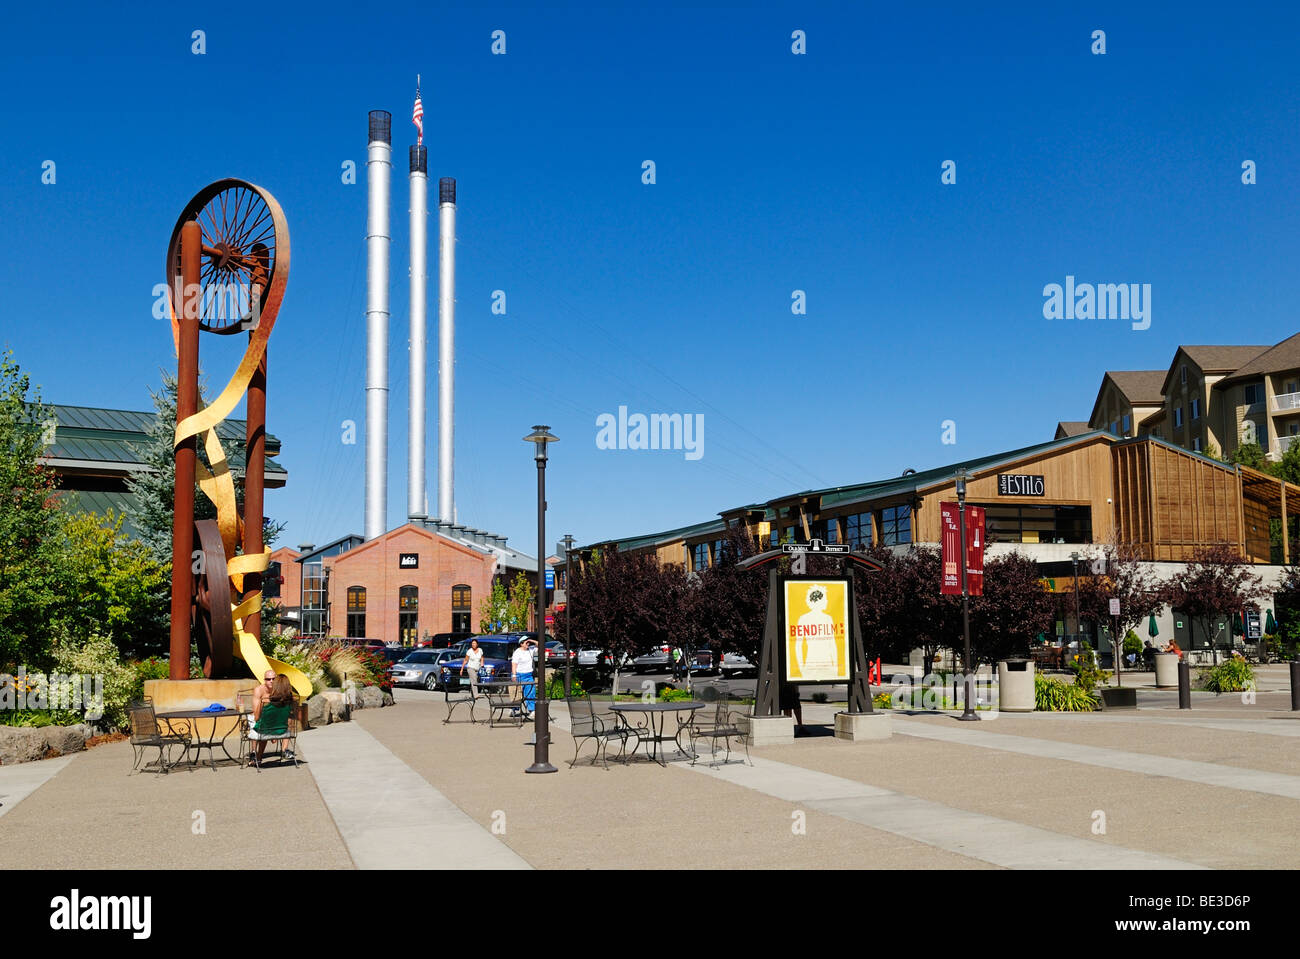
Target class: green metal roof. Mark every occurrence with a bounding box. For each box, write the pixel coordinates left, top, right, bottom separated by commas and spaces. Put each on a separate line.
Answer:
37, 403, 286, 476
598, 517, 726, 552
593, 431, 1123, 551
817, 431, 1115, 509
52, 489, 141, 538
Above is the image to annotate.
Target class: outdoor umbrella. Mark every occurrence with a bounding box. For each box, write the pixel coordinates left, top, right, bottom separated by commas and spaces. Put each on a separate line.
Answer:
1147, 614, 1159, 640
1232, 612, 1244, 636
1266, 609, 1277, 634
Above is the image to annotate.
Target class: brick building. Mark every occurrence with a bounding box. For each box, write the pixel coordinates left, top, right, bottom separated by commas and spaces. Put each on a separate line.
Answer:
320, 524, 502, 645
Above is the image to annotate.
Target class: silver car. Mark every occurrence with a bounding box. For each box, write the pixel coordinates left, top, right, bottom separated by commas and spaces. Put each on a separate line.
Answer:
390, 648, 458, 690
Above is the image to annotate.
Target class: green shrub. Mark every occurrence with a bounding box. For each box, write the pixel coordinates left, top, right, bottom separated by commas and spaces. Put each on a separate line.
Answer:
1034, 673, 1097, 711
546, 673, 586, 698
811, 691, 829, 703
872, 690, 893, 709
1197, 657, 1255, 694
1069, 641, 1111, 693
129, 656, 171, 702
50, 633, 138, 729
1123, 630, 1143, 658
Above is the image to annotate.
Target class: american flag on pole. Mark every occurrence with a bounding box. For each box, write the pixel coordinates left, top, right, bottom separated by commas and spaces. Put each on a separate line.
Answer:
412, 76, 424, 146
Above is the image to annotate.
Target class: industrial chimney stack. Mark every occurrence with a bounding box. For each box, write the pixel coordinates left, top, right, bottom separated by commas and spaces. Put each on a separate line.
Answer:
437, 177, 456, 524
365, 110, 392, 541
408, 145, 428, 522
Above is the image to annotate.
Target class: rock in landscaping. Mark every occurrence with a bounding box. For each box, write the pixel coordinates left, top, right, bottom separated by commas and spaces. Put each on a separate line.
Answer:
319, 689, 347, 723
0, 727, 48, 765
359, 686, 384, 709
381, 690, 394, 706
42, 724, 91, 756
306, 694, 329, 727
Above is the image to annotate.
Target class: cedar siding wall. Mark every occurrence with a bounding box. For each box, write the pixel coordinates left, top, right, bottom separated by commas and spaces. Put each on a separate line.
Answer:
916, 439, 1116, 543
1113, 441, 1244, 561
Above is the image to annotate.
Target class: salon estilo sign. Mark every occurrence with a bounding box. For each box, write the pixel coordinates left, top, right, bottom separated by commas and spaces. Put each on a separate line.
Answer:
997, 473, 1045, 496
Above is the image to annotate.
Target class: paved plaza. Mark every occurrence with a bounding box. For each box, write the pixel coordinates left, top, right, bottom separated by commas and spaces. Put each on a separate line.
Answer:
1, 672, 1297, 870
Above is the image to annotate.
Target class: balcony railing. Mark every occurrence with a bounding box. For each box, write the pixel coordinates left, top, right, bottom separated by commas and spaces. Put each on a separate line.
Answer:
1280, 434, 1300, 454
1274, 392, 1300, 411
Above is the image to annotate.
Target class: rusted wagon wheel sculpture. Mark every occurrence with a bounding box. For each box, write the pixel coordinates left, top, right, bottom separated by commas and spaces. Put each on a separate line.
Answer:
193, 520, 234, 678
166, 179, 289, 680
166, 180, 284, 334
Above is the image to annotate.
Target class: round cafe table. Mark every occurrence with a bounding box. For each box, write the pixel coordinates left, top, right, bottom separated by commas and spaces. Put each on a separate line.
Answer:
609, 701, 703, 766
156, 708, 248, 769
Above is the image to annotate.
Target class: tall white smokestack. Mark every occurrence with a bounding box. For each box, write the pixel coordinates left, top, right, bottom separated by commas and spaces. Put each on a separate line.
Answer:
437, 177, 456, 523
365, 110, 391, 541
408, 144, 428, 522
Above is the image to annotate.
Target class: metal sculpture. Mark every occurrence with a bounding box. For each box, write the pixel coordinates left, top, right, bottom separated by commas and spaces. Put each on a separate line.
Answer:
165, 180, 311, 697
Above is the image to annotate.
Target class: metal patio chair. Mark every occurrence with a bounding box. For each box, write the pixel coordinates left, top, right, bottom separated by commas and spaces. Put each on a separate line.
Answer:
127, 701, 189, 774
565, 695, 631, 768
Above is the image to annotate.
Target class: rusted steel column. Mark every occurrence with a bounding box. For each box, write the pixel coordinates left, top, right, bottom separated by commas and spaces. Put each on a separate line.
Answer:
243, 248, 269, 639
169, 220, 202, 678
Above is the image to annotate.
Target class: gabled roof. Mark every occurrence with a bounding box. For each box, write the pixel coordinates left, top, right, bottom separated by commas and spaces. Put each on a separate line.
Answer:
591, 431, 1121, 553
1216, 332, 1300, 387
818, 431, 1115, 509
1162, 346, 1271, 394
1088, 371, 1165, 426
1055, 421, 1090, 439
1179, 345, 1271, 373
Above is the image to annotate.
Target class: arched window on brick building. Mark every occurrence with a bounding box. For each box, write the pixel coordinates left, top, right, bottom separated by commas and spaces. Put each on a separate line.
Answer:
452, 584, 472, 633
346, 586, 367, 638
399, 585, 419, 646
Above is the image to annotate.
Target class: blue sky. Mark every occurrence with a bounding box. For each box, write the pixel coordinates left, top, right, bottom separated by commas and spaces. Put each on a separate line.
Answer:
2, 2, 1298, 555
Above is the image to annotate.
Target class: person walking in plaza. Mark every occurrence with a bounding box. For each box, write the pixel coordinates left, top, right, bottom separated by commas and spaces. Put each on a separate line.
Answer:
511, 637, 536, 720
671, 646, 684, 681
461, 638, 484, 698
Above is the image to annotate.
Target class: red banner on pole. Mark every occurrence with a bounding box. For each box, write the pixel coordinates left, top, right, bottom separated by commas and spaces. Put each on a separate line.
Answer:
941, 502, 962, 594
966, 505, 985, 597
941, 502, 986, 596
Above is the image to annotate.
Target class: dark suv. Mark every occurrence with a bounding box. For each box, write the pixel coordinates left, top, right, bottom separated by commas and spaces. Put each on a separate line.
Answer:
438, 638, 521, 691
421, 631, 476, 649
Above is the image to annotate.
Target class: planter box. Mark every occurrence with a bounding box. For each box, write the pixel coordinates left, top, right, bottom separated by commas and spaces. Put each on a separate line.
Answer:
1099, 686, 1137, 709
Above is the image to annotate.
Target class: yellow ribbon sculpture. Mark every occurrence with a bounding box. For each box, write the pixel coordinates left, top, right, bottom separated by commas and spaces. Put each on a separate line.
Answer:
168, 180, 312, 700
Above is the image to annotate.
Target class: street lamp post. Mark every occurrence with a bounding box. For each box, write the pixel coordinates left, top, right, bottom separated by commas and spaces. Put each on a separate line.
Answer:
956, 470, 978, 721
524, 425, 558, 774
561, 533, 575, 697
1071, 551, 1082, 668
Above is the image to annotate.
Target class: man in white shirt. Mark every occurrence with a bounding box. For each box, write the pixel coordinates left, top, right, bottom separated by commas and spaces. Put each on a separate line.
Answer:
511, 638, 536, 719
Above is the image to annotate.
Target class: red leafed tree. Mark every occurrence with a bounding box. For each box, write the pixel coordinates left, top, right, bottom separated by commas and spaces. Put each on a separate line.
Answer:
1163, 544, 1268, 665
1073, 544, 1166, 663
970, 551, 1056, 665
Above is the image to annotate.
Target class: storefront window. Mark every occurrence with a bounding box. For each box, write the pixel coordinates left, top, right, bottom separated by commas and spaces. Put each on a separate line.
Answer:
983, 505, 1092, 545
882, 505, 911, 546
845, 512, 872, 549
346, 586, 366, 638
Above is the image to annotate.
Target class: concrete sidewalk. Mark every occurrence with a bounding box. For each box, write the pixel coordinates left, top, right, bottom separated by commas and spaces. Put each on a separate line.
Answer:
2, 686, 1298, 869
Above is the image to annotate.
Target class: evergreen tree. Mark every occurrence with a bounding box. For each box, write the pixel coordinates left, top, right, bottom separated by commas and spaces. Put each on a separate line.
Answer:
0, 351, 66, 669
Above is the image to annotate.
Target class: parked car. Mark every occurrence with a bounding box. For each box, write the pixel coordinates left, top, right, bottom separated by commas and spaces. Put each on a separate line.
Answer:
544, 640, 575, 665
631, 645, 672, 673
390, 648, 460, 690
419, 631, 476, 649
438, 638, 519, 691
719, 651, 757, 677
343, 638, 388, 653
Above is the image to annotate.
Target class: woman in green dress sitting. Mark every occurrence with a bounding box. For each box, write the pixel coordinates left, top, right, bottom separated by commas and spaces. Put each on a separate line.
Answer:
249, 674, 295, 767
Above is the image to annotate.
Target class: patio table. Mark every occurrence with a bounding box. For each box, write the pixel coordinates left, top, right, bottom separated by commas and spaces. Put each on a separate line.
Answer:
156, 708, 248, 770
609, 701, 703, 766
